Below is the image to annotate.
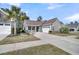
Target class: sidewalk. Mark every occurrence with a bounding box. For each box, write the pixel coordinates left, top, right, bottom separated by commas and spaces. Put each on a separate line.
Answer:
0, 40, 47, 54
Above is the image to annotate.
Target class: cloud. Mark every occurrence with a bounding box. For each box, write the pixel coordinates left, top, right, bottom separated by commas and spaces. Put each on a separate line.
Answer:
47, 4, 63, 10
8, 3, 21, 7
65, 13, 79, 22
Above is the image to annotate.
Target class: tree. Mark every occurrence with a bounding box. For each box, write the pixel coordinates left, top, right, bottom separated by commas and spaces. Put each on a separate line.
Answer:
18, 12, 29, 33
70, 22, 73, 24
1, 5, 29, 35
75, 21, 78, 24
19, 12, 29, 21
37, 16, 42, 21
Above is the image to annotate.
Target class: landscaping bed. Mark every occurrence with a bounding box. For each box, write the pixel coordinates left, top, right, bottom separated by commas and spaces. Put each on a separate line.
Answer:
1, 44, 70, 55
0, 33, 40, 45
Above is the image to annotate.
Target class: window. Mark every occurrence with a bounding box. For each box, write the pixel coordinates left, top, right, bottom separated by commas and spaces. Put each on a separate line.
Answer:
70, 29, 74, 31
32, 26, 35, 30
5, 24, 10, 26
28, 26, 31, 30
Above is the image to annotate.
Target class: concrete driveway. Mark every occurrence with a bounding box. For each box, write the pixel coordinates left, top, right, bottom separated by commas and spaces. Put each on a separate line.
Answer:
34, 32, 79, 55
0, 34, 9, 41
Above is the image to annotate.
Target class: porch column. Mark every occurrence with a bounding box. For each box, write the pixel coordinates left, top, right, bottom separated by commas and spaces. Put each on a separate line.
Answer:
31, 26, 32, 32
35, 26, 37, 32
39, 27, 42, 32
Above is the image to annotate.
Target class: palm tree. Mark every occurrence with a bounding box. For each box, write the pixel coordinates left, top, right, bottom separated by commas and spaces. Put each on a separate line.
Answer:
7, 6, 21, 35
18, 12, 29, 33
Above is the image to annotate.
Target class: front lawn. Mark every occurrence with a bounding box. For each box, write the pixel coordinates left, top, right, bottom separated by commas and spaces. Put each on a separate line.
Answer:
50, 32, 79, 36
0, 33, 40, 45
1, 44, 70, 55
76, 36, 79, 39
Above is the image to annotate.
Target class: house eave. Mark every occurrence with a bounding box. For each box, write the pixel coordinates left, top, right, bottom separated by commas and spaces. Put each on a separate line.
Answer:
0, 9, 9, 16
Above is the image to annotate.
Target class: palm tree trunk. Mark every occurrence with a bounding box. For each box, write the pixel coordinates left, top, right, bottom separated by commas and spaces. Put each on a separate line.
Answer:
14, 21, 17, 35
11, 18, 17, 35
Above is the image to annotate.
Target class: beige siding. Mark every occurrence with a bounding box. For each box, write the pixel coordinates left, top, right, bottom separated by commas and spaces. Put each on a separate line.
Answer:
52, 20, 63, 31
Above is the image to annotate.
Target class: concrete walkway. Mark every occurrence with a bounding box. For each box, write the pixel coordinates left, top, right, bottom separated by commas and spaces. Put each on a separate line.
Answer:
0, 40, 47, 54
34, 32, 79, 55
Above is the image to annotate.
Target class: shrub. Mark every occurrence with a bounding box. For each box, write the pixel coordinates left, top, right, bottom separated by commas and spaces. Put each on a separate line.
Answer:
77, 28, 79, 31
19, 28, 25, 33
48, 30, 52, 34
60, 27, 69, 33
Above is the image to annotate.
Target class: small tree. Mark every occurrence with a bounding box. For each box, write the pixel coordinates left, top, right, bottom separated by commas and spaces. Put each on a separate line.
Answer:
37, 16, 42, 21
60, 27, 69, 33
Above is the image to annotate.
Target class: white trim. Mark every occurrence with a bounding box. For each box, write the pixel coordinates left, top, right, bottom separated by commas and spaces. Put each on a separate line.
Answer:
0, 9, 9, 15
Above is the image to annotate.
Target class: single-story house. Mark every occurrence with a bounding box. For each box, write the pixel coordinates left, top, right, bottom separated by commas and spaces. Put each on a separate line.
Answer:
67, 22, 79, 32
23, 18, 64, 33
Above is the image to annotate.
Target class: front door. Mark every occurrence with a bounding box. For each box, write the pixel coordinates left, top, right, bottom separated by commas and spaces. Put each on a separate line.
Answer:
36, 26, 39, 32
32, 26, 35, 32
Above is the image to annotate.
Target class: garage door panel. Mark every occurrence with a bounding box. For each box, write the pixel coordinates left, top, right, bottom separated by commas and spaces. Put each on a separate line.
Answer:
0, 25, 11, 34
42, 28, 50, 33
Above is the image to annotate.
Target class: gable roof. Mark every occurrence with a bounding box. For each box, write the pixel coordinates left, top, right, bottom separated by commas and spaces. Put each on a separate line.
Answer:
24, 20, 45, 26
42, 18, 57, 26
67, 23, 79, 28
24, 18, 62, 26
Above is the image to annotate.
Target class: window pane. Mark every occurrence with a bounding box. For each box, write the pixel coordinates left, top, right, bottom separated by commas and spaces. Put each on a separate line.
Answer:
28, 26, 31, 30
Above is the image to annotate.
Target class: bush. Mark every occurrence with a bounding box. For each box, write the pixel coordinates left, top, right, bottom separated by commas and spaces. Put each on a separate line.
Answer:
60, 27, 69, 33
20, 28, 25, 33
48, 30, 52, 34
77, 28, 79, 31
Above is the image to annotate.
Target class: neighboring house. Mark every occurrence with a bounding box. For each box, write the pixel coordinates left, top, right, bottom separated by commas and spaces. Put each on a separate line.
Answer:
67, 22, 79, 32
23, 18, 63, 33
0, 9, 9, 22
0, 9, 11, 34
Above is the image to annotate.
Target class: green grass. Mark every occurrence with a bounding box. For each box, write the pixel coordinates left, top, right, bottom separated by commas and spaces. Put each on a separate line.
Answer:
0, 34, 40, 45
0, 44, 70, 55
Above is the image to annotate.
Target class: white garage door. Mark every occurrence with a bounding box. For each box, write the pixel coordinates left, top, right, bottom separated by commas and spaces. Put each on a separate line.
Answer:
42, 28, 50, 33
0, 23, 11, 34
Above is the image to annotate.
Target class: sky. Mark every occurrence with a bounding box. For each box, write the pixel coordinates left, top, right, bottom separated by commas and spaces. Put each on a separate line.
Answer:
0, 3, 79, 24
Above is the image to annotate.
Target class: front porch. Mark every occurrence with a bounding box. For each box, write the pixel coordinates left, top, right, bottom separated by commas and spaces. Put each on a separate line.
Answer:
27, 26, 42, 32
